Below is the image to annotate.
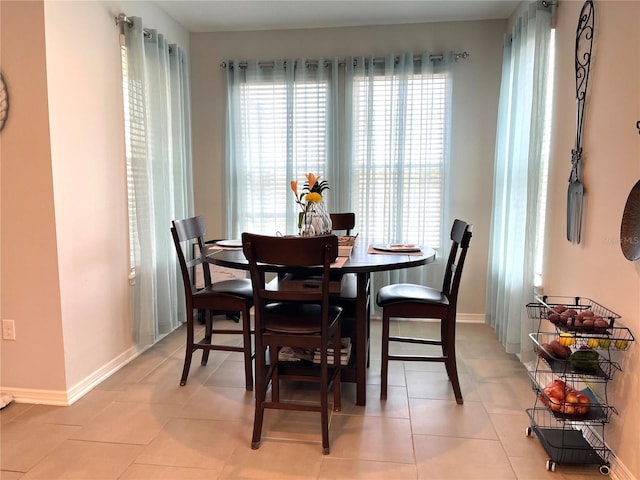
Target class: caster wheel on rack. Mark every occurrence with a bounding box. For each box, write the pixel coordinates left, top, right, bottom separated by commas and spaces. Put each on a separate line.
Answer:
546, 460, 556, 472
525, 426, 533, 437
599, 464, 611, 475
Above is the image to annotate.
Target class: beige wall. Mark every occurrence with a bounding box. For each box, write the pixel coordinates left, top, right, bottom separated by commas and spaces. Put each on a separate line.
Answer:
0, 0, 189, 402
545, 1, 640, 476
0, 1, 67, 393
190, 20, 507, 315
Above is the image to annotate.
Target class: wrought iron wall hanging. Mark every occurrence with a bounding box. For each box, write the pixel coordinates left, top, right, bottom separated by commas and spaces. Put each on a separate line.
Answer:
567, 0, 595, 244
0, 73, 8, 132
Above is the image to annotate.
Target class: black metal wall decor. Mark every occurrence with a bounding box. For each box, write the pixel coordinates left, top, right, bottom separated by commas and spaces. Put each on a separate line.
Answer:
567, 0, 595, 244
0, 73, 8, 133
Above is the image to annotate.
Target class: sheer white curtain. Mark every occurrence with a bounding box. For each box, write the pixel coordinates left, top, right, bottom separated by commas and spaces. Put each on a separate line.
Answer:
486, 3, 552, 359
225, 58, 339, 237
121, 17, 194, 346
344, 53, 453, 295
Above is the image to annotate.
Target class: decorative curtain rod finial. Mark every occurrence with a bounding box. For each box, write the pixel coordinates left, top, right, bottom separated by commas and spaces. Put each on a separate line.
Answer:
116, 13, 132, 27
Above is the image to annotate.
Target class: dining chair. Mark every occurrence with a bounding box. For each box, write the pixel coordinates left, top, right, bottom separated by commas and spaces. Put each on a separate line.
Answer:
329, 212, 355, 235
171, 216, 254, 390
376, 219, 473, 404
243, 233, 343, 454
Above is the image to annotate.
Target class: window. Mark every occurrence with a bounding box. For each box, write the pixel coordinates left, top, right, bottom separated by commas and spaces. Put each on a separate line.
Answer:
120, 43, 142, 272
226, 55, 451, 250
236, 79, 329, 234
534, 30, 556, 287
351, 71, 446, 248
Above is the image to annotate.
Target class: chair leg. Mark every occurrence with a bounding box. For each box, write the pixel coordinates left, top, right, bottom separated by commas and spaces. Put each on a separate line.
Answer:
241, 305, 254, 391
251, 342, 267, 450
440, 319, 449, 357
446, 353, 463, 405
201, 310, 213, 366
320, 354, 330, 455
380, 310, 390, 400
443, 318, 463, 404
180, 309, 195, 386
270, 346, 280, 402
333, 327, 342, 412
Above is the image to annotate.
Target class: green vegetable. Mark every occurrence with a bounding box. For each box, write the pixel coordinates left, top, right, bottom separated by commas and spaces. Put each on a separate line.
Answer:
569, 349, 599, 373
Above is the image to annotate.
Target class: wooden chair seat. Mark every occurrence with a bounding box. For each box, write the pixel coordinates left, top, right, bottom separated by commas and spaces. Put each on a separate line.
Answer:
377, 284, 448, 307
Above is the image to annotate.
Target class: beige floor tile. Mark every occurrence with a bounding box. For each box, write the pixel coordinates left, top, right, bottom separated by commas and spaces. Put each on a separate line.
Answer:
142, 351, 224, 385
458, 338, 515, 361
475, 375, 534, 415
0, 471, 24, 480
151, 324, 191, 356
328, 415, 415, 464
508, 455, 571, 480
113, 355, 216, 406
339, 383, 409, 418
0, 421, 80, 472
21, 439, 142, 479
318, 457, 417, 479
178, 385, 254, 423
11, 389, 119, 426
220, 440, 323, 479
554, 464, 608, 478
403, 356, 470, 374
413, 435, 516, 479
405, 370, 480, 403
509, 455, 604, 479
135, 417, 247, 470
205, 356, 254, 389
0, 402, 33, 423
6, 321, 616, 480
120, 463, 221, 479
464, 355, 527, 382
490, 411, 549, 458
385, 360, 408, 388
409, 398, 498, 440
94, 350, 171, 391
257, 407, 335, 446
71, 401, 180, 445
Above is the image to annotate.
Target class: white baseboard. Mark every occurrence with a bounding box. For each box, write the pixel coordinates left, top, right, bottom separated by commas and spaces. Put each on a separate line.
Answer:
0, 387, 70, 406
456, 313, 484, 323
66, 344, 148, 404
370, 312, 484, 324
610, 454, 637, 480
0, 344, 146, 406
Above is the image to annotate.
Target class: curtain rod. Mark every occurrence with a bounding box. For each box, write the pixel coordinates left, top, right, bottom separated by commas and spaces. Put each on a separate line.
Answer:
115, 13, 152, 40
220, 52, 469, 69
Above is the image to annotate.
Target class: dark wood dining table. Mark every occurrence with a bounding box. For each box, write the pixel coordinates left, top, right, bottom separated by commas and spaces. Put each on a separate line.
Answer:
205, 237, 436, 406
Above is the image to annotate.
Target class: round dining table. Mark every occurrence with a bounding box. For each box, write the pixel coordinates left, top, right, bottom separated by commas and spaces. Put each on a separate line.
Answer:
205, 237, 436, 406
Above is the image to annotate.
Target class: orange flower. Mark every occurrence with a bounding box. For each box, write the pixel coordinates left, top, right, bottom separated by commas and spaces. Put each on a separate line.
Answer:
290, 180, 298, 197
306, 172, 318, 189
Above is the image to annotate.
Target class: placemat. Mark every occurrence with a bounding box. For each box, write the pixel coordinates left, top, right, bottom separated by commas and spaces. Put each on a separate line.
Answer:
331, 256, 348, 268
368, 245, 423, 256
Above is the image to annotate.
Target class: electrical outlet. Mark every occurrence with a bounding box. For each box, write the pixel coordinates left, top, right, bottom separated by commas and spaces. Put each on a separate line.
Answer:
2, 319, 16, 340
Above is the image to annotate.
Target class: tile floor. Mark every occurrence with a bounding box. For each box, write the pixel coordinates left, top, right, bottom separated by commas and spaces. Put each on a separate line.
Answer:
1, 319, 607, 479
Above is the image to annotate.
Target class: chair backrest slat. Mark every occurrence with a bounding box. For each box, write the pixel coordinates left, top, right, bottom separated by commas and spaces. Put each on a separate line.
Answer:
441, 219, 473, 307
171, 216, 212, 294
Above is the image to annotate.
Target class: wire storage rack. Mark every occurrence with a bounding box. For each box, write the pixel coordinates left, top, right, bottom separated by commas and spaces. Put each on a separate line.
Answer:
526, 408, 611, 472
525, 295, 634, 475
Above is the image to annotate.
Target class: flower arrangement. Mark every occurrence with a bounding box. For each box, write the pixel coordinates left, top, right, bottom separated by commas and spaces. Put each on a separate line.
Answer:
290, 173, 330, 234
